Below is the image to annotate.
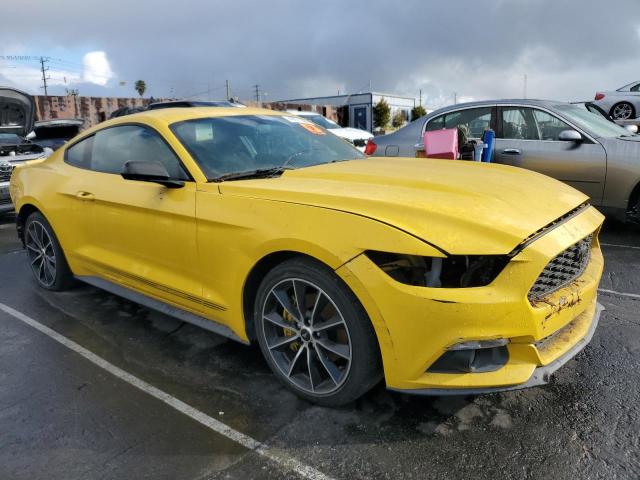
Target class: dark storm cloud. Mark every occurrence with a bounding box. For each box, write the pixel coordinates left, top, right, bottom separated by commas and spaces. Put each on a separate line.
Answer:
3, 0, 640, 105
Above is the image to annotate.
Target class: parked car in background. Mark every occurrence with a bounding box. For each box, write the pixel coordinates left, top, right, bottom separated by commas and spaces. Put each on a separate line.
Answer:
0, 87, 49, 214
571, 101, 638, 134
32, 119, 84, 151
109, 105, 147, 119
10, 107, 604, 405
368, 99, 640, 223
286, 110, 373, 151
110, 100, 247, 120
592, 81, 640, 120
148, 100, 247, 110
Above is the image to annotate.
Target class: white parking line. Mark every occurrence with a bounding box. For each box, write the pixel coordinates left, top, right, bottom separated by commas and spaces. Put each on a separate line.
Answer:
0, 302, 334, 480
601, 242, 640, 250
598, 288, 640, 300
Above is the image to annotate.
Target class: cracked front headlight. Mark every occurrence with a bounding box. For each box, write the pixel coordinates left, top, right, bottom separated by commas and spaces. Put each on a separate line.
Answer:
365, 251, 509, 288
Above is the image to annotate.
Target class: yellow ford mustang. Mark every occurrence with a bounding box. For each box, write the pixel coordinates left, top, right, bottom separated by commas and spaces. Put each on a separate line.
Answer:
10, 107, 604, 406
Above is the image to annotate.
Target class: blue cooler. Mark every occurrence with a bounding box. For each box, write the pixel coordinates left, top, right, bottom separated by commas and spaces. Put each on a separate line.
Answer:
482, 129, 495, 163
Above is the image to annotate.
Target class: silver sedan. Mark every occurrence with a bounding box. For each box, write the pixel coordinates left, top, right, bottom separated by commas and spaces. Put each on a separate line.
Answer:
368, 99, 640, 223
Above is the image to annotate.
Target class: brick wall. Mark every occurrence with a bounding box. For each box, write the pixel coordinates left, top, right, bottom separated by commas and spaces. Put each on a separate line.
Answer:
34, 95, 151, 128
33, 96, 340, 130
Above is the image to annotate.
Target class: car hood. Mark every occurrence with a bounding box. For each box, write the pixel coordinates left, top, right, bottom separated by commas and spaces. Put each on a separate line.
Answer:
219, 157, 589, 254
329, 127, 373, 141
0, 87, 35, 137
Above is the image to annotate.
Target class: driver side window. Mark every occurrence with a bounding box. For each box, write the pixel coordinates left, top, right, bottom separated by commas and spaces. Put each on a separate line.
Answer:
66, 125, 189, 180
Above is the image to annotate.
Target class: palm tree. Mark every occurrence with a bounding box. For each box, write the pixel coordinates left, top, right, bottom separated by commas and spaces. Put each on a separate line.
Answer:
134, 80, 146, 97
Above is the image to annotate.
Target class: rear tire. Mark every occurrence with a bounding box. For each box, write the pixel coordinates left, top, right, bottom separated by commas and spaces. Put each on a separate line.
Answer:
610, 102, 635, 120
24, 212, 74, 291
254, 257, 382, 406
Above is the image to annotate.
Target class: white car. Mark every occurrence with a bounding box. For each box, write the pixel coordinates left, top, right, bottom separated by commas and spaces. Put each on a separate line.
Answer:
592, 81, 640, 120
285, 110, 373, 151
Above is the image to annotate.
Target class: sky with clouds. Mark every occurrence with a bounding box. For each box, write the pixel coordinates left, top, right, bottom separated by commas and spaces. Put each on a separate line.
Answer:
2, 0, 639, 108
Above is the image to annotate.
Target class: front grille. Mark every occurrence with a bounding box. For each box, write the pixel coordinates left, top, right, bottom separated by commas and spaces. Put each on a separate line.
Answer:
0, 198, 11, 205
0, 162, 14, 182
528, 234, 593, 302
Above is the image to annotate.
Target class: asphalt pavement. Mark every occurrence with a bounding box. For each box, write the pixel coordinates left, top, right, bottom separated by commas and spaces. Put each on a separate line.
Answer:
0, 212, 639, 480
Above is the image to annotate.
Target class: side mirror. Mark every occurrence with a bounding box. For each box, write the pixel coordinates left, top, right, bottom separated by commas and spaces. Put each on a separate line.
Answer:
625, 124, 638, 134
121, 161, 184, 188
558, 130, 583, 142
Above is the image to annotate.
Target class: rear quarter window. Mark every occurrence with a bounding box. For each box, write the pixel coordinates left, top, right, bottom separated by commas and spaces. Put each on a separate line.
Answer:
65, 136, 94, 169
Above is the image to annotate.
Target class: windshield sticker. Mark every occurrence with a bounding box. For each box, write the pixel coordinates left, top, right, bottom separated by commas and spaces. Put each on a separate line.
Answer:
299, 123, 326, 135
195, 123, 214, 142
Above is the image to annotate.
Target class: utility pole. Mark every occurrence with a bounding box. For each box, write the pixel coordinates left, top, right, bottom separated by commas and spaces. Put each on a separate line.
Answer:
39, 56, 50, 96
225, 79, 230, 100
254, 84, 260, 103
419, 89, 422, 106
67, 88, 79, 117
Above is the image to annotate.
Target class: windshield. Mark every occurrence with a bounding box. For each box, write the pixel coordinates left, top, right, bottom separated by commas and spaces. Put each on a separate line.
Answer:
582, 103, 609, 119
304, 114, 340, 130
617, 81, 640, 91
170, 114, 364, 180
554, 104, 632, 138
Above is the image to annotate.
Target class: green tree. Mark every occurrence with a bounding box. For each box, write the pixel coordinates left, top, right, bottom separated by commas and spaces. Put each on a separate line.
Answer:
373, 97, 391, 130
411, 105, 427, 121
134, 80, 147, 97
392, 110, 406, 128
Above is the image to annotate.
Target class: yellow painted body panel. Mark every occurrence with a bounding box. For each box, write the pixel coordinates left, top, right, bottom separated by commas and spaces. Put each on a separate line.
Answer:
10, 107, 605, 392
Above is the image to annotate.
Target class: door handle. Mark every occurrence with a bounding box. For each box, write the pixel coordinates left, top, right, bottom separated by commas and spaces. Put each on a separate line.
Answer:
501, 148, 522, 155
76, 191, 95, 201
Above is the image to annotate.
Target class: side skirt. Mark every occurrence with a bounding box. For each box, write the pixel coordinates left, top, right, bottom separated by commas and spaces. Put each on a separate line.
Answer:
76, 275, 249, 345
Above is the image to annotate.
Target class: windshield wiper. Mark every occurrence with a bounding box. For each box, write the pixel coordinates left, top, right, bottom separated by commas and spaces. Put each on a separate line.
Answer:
211, 167, 291, 182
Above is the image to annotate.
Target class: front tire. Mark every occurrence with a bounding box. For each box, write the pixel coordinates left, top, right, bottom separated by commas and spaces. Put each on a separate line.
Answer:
611, 102, 636, 120
24, 212, 74, 291
254, 258, 382, 406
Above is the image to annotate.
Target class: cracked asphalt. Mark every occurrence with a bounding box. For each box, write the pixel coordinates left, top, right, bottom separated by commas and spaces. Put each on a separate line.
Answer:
0, 212, 639, 480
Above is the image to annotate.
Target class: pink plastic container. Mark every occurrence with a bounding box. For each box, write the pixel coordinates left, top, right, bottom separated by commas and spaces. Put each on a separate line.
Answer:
423, 128, 458, 160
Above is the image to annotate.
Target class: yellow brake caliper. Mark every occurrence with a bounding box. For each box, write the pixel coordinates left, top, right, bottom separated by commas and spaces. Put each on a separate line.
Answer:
282, 309, 300, 352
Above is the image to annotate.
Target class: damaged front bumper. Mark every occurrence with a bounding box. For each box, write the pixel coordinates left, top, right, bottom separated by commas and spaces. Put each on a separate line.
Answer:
336, 205, 605, 395
388, 301, 603, 396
